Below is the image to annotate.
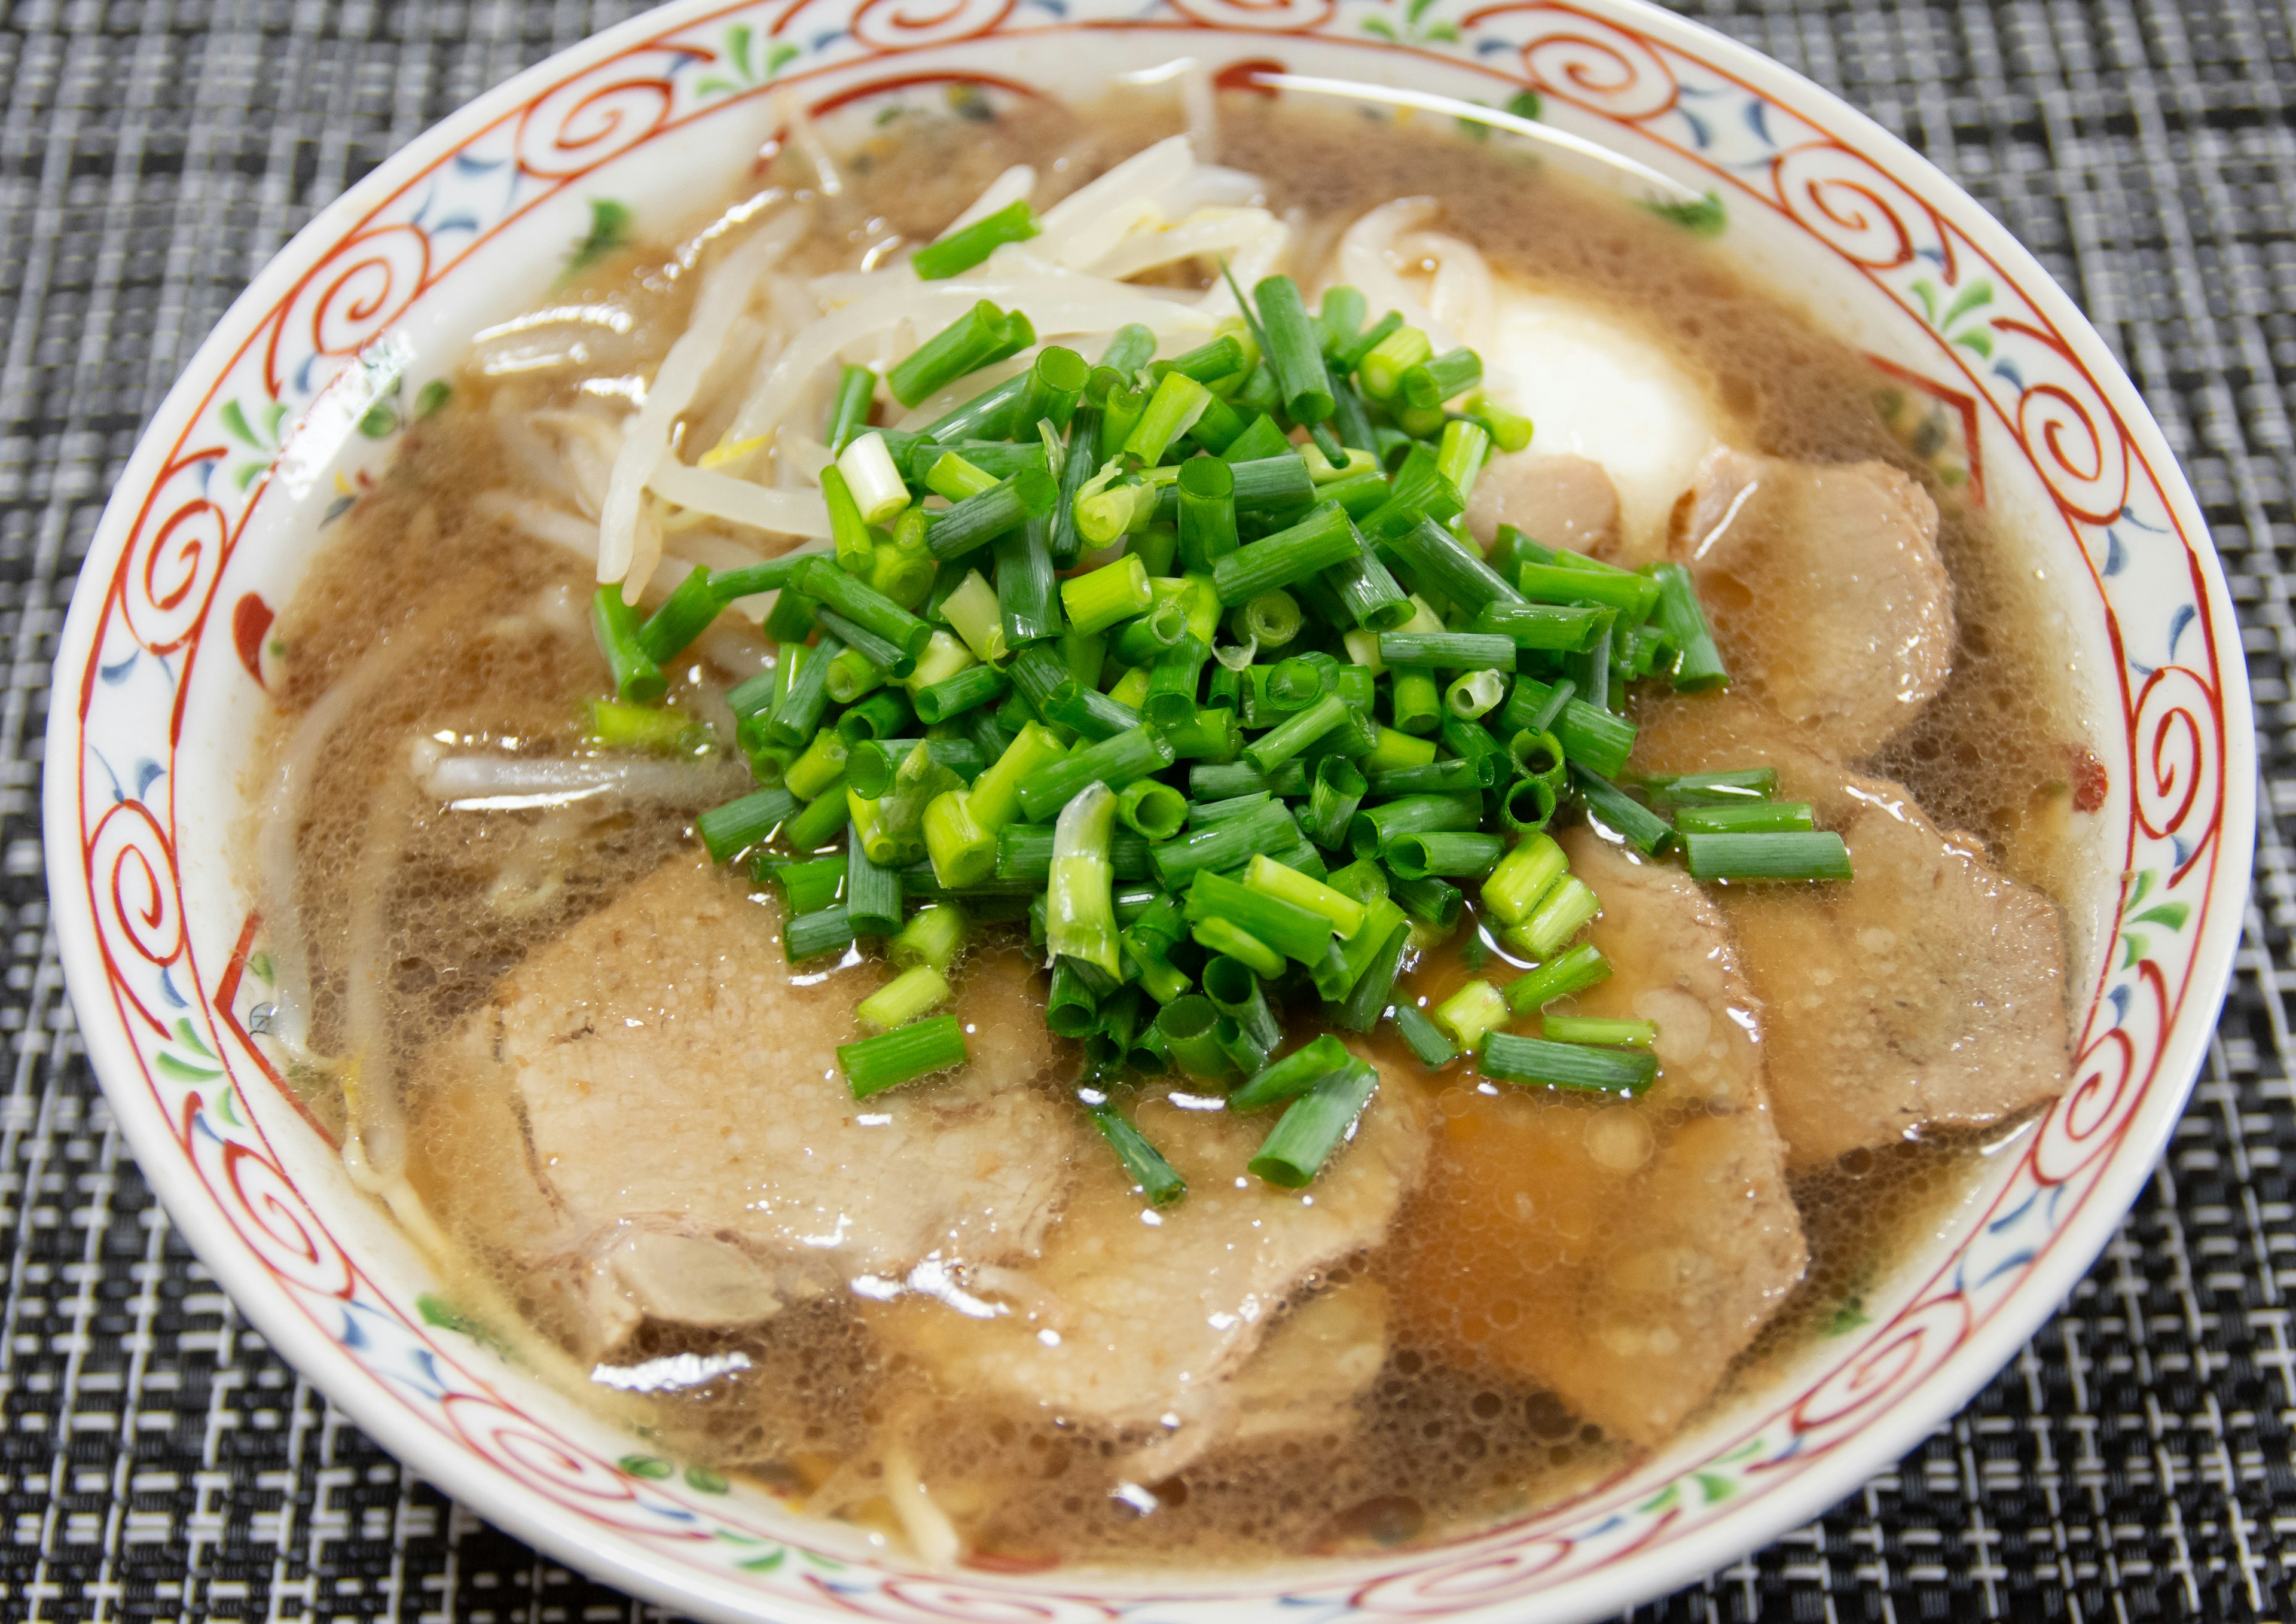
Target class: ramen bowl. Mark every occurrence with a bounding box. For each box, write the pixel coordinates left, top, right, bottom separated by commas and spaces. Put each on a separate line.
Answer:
44, 0, 2252, 1617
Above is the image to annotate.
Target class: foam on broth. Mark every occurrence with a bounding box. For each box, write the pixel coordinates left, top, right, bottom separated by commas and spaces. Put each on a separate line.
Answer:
246, 91, 2090, 1567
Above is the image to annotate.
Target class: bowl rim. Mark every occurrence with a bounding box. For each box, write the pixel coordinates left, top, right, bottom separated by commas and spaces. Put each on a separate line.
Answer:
42, 0, 2255, 1618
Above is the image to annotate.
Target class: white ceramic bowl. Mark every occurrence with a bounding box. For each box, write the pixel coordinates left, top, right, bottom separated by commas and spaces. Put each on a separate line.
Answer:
44, 1, 2254, 1618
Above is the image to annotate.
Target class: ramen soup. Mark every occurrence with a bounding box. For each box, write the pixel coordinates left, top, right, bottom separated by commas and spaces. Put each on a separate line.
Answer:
248, 90, 2092, 1567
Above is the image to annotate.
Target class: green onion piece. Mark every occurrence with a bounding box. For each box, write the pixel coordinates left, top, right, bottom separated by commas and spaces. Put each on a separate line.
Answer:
1543, 1015, 1655, 1048
1176, 455, 1241, 572
1504, 942, 1613, 1012
1387, 668, 1441, 736
786, 902, 856, 962
1046, 680, 1141, 741
1365, 758, 1486, 798
760, 586, 819, 644
817, 622, 899, 692
1046, 782, 1122, 982
1250, 1060, 1378, 1188
887, 300, 1032, 408
1337, 309, 1405, 373
846, 737, 985, 799
1015, 725, 1175, 823
784, 729, 849, 802
1680, 830, 1855, 881
1151, 798, 1297, 888
912, 663, 1009, 725
1674, 800, 1815, 835
1500, 776, 1558, 836
1047, 405, 1103, 565
1514, 559, 1661, 621
1186, 870, 1333, 965
913, 198, 1040, 279
1226, 452, 1318, 512
775, 854, 847, 915
1213, 502, 1358, 606
697, 787, 798, 863
1220, 414, 1293, 464
1389, 872, 1463, 930
1646, 561, 1728, 689
1636, 768, 1780, 807
926, 468, 1059, 561
1385, 518, 1523, 615
1325, 857, 1389, 908
1336, 914, 1409, 1032
1499, 676, 1636, 779
1570, 764, 1675, 854
1062, 555, 1155, 637
921, 788, 996, 888
1363, 726, 1440, 775
633, 566, 720, 666
857, 963, 951, 1030
1461, 390, 1534, 453
1112, 600, 1190, 666
1318, 286, 1367, 354
1232, 1034, 1353, 1111
1158, 995, 1233, 1079
1433, 979, 1510, 1052
1328, 530, 1414, 631
1384, 830, 1506, 881
839, 1015, 968, 1098
1511, 728, 1567, 786
890, 902, 966, 973
797, 557, 931, 660
824, 364, 878, 452
1189, 761, 1298, 799
993, 822, 1153, 883
1445, 669, 1508, 721
1117, 778, 1187, 841
1378, 631, 1516, 672
1519, 874, 1599, 960
1480, 832, 1565, 926
926, 450, 1000, 503
1192, 916, 1284, 979
1092, 323, 1158, 390
1233, 589, 1304, 649
1348, 790, 1482, 860
1244, 691, 1352, 776
820, 463, 876, 572
1091, 1104, 1186, 1206
995, 522, 1062, 648
1391, 1004, 1458, 1069
1085, 985, 1143, 1068
1202, 954, 1282, 1051
1252, 274, 1336, 423
1144, 634, 1210, 731
1480, 1032, 1656, 1096
1126, 371, 1214, 463
1303, 755, 1369, 850
591, 585, 666, 704
1045, 959, 1100, 1037
1245, 852, 1367, 938
1165, 704, 1244, 762
1435, 417, 1491, 507
1356, 323, 1433, 399
587, 698, 708, 756
1191, 790, 1272, 829
1472, 602, 1611, 653
1400, 347, 1484, 411
785, 783, 853, 848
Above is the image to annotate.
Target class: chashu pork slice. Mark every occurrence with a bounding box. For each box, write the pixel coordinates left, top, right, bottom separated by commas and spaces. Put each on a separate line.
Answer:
1465, 452, 1623, 560
1390, 826, 1806, 1447
420, 857, 1083, 1359
869, 1061, 1428, 1479
1634, 694, 2070, 1168
1672, 447, 1953, 758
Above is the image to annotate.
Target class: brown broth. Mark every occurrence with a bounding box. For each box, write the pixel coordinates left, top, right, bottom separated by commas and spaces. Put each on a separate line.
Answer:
249, 91, 2086, 1569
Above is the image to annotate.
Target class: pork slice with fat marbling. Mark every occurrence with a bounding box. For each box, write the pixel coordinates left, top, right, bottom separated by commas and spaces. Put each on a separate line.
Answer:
1672, 447, 1953, 758
1390, 827, 1806, 1448
868, 1061, 1428, 1478
427, 857, 1083, 1358
1634, 694, 2070, 1169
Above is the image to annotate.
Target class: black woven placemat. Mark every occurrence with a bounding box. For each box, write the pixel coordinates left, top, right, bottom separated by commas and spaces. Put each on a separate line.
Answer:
2, 0, 2290, 1617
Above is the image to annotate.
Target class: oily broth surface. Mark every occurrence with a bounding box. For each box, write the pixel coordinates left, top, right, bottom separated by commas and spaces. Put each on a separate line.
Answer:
255, 96, 2082, 1566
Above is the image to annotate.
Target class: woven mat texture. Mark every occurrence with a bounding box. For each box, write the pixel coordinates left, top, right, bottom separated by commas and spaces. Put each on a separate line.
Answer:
0, 0, 2290, 1617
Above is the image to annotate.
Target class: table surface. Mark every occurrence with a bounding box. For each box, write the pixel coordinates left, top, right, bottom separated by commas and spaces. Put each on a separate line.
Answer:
2, 0, 2292, 1617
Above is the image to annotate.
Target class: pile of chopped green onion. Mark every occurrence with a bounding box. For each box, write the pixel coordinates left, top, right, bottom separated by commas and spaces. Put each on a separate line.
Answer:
592, 266, 1854, 1207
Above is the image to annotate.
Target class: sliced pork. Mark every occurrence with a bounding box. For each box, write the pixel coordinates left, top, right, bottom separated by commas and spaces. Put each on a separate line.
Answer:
1465, 452, 1622, 558
417, 858, 1082, 1358
1672, 448, 1952, 758
1634, 695, 2069, 1167
1390, 828, 1805, 1446
869, 1063, 1428, 1478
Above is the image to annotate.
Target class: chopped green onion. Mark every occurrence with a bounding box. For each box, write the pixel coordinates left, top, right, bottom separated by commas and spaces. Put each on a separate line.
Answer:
887, 300, 1033, 408
912, 663, 1009, 724
1480, 1031, 1656, 1095
926, 468, 1060, 560
1244, 691, 1353, 775
1518, 874, 1599, 960
1191, 916, 1285, 979
1117, 778, 1188, 841
1092, 1104, 1186, 1206
1252, 274, 1336, 424
825, 364, 878, 452
1637, 768, 1779, 807
890, 902, 966, 973
1384, 518, 1522, 615
1244, 853, 1367, 938
1061, 555, 1155, 637
1349, 791, 1482, 860
633, 566, 721, 667
1399, 347, 1483, 411
1542, 1015, 1654, 1048
913, 198, 1040, 279
921, 787, 997, 888
857, 964, 951, 1029
1185, 870, 1333, 965
1250, 1059, 1378, 1186
1046, 960, 1099, 1037
1046, 782, 1122, 982
1504, 943, 1613, 1012
1433, 979, 1510, 1052
1213, 501, 1359, 605
1303, 755, 1369, 850
1144, 634, 1210, 731
1015, 725, 1176, 823
1480, 832, 1566, 926
1570, 764, 1675, 854
1391, 1004, 1457, 1069
1384, 830, 1506, 881
1674, 800, 1815, 835
1125, 370, 1214, 463
774, 854, 847, 915
1357, 324, 1433, 401
1157, 995, 1232, 1079
698, 787, 798, 863
1680, 830, 1855, 881
1389, 872, 1463, 930
1336, 914, 1409, 1031
784, 783, 853, 848
1231, 1033, 1352, 1112
591, 585, 666, 704
1233, 589, 1304, 649
786, 902, 857, 961
839, 1014, 969, 1097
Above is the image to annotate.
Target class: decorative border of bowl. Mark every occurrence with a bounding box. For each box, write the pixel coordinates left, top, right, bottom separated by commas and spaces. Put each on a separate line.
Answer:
44, 0, 2253, 1619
